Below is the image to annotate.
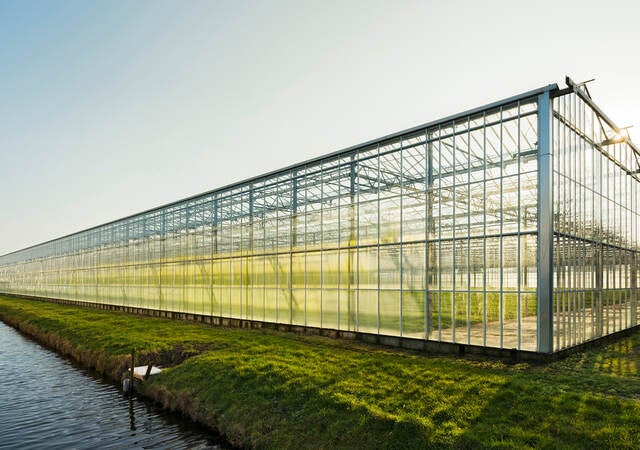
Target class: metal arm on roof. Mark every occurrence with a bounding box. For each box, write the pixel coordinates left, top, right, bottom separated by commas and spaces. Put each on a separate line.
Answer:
566, 76, 595, 98
566, 76, 609, 137
565, 75, 640, 174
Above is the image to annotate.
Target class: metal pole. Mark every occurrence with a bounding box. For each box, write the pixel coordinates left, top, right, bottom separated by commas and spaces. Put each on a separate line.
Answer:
129, 348, 135, 396
537, 91, 554, 353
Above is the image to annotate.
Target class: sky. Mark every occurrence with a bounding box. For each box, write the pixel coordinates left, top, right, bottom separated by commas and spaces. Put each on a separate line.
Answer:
1, 0, 639, 256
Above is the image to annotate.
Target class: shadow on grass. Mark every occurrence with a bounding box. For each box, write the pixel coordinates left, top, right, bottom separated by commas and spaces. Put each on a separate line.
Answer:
152, 332, 640, 449
145, 344, 513, 449
455, 333, 640, 449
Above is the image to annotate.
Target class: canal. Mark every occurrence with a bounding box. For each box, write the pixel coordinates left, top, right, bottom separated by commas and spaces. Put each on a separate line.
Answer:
0, 320, 230, 449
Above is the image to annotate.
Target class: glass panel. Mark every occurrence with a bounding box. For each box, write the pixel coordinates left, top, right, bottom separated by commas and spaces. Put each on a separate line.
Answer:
339, 289, 356, 331
379, 290, 400, 336
402, 290, 425, 338
321, 289, 338, 329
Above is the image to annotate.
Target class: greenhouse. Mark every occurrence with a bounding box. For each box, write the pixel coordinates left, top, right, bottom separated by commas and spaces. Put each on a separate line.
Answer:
1, 77, 638, 354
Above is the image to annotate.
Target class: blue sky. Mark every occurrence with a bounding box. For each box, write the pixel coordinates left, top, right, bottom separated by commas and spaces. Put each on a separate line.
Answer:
1, 0, 639, 255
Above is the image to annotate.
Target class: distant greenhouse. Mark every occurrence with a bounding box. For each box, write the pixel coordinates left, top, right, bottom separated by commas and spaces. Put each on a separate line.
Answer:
1, 77, 638, 354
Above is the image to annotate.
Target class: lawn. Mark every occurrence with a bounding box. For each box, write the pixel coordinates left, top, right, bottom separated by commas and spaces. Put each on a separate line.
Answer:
0, 294, 638, 449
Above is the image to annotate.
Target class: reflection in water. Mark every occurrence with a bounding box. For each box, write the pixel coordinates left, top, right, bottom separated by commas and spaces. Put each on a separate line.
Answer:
129, 397, 136, 431
0, 321, 230, 449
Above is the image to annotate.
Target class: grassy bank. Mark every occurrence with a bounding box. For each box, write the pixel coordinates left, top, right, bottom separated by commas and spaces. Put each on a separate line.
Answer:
0, 295, 638, 449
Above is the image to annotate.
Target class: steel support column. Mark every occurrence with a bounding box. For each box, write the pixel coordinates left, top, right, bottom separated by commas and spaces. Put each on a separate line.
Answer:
537, 91, 554, 353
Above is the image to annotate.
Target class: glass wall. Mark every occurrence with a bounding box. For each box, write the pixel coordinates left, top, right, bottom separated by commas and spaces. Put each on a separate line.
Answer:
552, 92, 639, 351
1, 81, 637, 353
427, 100, 539, 350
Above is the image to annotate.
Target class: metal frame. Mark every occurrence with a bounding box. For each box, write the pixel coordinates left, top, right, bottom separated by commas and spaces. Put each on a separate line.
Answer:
537, 91, 554, 353
1, 78, 638, 354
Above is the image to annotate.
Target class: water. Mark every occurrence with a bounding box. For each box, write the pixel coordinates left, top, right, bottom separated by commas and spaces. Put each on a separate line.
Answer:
0, 321, 230, 449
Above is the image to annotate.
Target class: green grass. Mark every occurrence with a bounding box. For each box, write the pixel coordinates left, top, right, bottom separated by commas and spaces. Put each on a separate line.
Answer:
0, 294, 639, 449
